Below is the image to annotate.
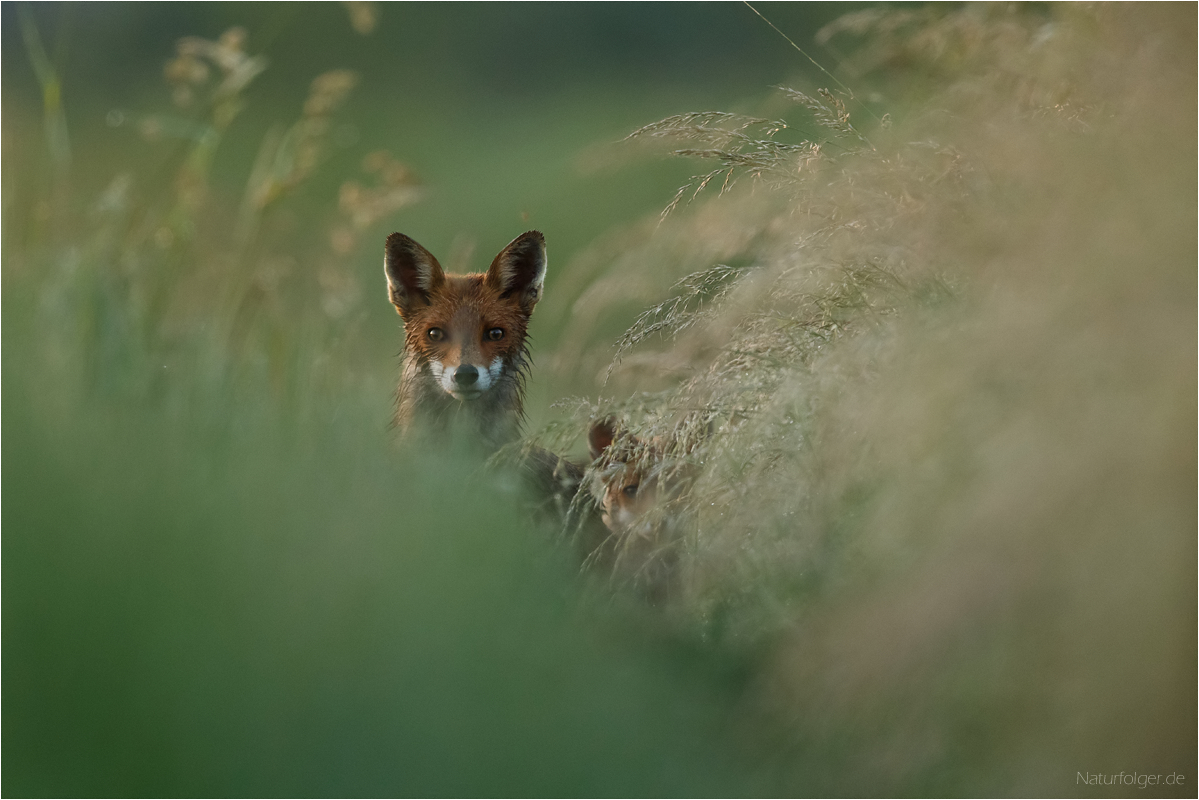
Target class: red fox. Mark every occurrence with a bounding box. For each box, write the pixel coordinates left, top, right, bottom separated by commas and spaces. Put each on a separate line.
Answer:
384, 230, 546, 445
585, 416, 704, 602
586, 416, 706, 537
587, 418, 667, 536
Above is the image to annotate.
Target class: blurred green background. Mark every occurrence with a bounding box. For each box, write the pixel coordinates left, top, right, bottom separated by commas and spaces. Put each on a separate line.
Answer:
2, 1, 846, 309
3, 1, 851, 418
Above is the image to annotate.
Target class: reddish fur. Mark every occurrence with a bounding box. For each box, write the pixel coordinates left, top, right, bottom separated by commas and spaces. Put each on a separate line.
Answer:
402, 274, 533, 376
386, 231, 545, 445
586, 417, 692, 603
587, 417, 708, 537
587, 419, 665, 535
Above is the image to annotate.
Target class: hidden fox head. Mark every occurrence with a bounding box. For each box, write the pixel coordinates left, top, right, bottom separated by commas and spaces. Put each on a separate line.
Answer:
385, 231, 546, 444
585, 416, 698, 603
587, 415, 709, 537
587, 417, 667, 535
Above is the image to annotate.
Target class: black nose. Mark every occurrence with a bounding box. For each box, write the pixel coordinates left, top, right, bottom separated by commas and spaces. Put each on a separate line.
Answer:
453, 365, 479, 386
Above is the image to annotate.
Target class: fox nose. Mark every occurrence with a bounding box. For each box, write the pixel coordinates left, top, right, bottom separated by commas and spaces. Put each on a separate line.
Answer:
453, 365, 479, 386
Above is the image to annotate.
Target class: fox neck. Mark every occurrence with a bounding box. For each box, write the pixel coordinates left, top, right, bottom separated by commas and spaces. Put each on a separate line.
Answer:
394, 349, 529, 448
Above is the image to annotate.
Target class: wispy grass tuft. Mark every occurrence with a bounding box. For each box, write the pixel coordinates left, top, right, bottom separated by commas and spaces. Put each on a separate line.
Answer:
530, 4, 1196, 792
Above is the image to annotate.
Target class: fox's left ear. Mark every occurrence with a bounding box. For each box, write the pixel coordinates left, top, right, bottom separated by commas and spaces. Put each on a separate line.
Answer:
485, 231, 546, 312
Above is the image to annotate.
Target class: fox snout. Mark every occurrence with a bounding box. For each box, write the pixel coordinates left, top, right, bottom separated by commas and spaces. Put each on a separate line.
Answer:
454, 364, 479, 386
430, 357, 504, 400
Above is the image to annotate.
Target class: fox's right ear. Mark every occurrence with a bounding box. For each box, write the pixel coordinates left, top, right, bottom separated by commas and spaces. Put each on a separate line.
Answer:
588, 417, 619, 461
385, 232, 444, 316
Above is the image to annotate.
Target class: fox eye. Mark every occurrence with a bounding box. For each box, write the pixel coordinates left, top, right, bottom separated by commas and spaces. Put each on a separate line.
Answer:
486, 327, 504, 341
427, 327, 445, 342
622, 483, 639, 498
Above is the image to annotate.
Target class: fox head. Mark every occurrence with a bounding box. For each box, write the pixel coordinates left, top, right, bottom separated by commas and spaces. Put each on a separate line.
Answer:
587, 417, 665, 535
385, 231, 545, 411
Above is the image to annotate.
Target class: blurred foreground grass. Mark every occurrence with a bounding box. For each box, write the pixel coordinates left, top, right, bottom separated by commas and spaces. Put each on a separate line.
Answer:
4, 3, 1197, 797
4, 350, 758, 796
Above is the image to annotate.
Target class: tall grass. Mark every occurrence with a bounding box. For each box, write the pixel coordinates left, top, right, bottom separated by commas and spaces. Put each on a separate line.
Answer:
4, 4, 1195, 796
533, 4, 1196, 793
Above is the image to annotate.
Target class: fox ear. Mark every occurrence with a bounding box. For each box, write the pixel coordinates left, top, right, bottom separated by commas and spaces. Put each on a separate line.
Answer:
385, 232, 444, 316
588, 417, 618, 461
485, 230, 546, 312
